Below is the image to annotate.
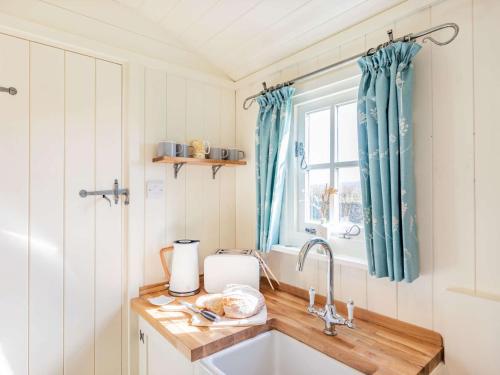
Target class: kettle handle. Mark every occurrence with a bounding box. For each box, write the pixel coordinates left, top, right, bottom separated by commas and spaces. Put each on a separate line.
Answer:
159, 245, 174, 281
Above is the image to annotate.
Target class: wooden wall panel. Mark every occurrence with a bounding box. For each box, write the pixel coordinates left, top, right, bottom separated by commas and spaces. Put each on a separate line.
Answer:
95, 59, 123, 375
29, 42, 65, 375
165, 74, 187, 246
166, 75, 187, 134
144, 68, 167, 284
279, 249, 317, 290
339, 266, 367, 309
473, 0, 500, 296
394, 7, 434, 330
185, 80, 205, 273
199, 165, 219, 262
432, 0, 475, 291
366, 276, 397, 318
0, 33, 29, 375
126, 62, 145, 375
235, 83, 260, 249
64, 51, 96, 375
219, 89, 236, 249
185, 165, 205, 275
201, 84, 221, 260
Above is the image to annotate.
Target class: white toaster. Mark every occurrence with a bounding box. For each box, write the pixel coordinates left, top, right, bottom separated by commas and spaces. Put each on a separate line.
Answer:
203, 254, 260, 293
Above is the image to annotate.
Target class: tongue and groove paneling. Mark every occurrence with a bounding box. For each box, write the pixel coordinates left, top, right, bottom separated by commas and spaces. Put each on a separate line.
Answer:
0, 32, 29, 375
0, 35, 124, 375
29, 42, 65, 375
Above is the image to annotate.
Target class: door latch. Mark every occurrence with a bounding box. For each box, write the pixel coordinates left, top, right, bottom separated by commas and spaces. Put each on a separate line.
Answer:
79, 179, 130, 206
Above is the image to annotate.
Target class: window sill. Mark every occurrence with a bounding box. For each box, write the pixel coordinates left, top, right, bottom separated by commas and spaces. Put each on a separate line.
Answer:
271, 244, 368, 270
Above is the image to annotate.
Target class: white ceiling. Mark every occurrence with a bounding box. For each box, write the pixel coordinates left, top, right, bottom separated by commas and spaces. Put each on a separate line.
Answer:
113, 0, 404, 80
36, 0, 404, 81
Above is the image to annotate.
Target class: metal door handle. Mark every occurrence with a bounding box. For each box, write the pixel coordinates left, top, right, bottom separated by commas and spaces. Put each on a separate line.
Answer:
79, 179, 130, 205
0, 86, 17, 95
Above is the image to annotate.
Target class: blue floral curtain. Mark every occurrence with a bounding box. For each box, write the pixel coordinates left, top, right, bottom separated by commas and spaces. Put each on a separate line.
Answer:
357, 42, 421, 282
255, 86, 295, 251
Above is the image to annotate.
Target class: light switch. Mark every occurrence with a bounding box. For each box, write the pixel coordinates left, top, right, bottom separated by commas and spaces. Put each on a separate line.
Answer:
146, 180, 164, 199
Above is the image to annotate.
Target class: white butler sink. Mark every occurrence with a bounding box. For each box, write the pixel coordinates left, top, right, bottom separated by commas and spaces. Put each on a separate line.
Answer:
199, 330, 362, 375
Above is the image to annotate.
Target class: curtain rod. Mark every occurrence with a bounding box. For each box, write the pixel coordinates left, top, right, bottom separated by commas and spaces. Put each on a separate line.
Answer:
242, 22, 459, 110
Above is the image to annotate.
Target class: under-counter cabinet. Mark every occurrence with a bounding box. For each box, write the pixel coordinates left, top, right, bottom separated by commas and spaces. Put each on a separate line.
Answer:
138, 317, 214, 375
139, 317, 196, 375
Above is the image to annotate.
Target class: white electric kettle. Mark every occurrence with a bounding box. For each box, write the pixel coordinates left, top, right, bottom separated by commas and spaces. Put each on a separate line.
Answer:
165, 239, 200, 296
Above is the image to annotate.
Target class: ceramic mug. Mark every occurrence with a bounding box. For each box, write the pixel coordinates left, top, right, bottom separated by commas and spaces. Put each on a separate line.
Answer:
191, 139, 210, 159
208, 147, 229, 160
158, 140, 181, 157
176, 143, 194, 158
227, 148, 245, 161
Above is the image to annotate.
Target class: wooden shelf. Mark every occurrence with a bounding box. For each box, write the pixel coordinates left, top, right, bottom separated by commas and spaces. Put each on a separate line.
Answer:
152, 156, 247, 179
153, 156, 246, 166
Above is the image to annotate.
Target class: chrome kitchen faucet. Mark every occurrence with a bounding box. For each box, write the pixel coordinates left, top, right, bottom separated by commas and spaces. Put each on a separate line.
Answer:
296, 238, 355, 336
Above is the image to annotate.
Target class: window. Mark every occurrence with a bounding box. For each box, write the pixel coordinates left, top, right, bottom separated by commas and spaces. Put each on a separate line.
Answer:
299, 97, 362, 229
280, 77, 365, 259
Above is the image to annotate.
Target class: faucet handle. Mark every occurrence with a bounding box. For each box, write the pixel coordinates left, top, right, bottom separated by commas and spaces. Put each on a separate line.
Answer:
309, 287, 315, 307
347, 299, 354, 321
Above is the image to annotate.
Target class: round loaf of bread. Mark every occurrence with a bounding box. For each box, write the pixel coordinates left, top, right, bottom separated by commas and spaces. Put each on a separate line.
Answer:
221, 284, 265, 319
195, 293, 224, 316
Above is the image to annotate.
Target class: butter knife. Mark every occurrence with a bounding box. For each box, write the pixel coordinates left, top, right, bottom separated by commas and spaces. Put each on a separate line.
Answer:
179, 301, 220, 322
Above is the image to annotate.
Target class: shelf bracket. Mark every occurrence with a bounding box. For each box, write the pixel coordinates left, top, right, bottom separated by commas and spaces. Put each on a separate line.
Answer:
212, 165, 223, 179
173, 163, 185, 179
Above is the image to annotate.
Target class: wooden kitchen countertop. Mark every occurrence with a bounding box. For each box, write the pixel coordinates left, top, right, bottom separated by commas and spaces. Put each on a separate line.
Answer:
131, 281, 443, 375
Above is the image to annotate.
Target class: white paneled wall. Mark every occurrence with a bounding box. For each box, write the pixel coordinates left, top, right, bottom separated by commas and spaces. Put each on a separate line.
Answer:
0, 32, 29, 375
474, 0, 500, 296
64, 50, 97, 375
125, 70, 235, 375
0, 34, 124, 375
127, 66, 236, 285
235, 0, 500, 374
95, 59, 123, 375
29, 42, 64, 375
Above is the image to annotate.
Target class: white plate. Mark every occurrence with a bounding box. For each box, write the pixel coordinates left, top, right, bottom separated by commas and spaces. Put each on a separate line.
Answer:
147, 295, 175, 306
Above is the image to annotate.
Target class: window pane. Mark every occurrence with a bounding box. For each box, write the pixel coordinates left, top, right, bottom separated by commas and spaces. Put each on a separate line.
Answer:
334, 167, 363, 226
336, 102, 358, 162
306, 109, 330, 165
305, 169, 330, 223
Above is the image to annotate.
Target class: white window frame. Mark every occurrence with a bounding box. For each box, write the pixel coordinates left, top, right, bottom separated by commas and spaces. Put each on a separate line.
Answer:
279, 76, 366, 261
297, 95, 359, 230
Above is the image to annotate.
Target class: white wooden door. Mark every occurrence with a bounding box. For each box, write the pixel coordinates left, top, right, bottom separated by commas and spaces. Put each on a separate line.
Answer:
0, 34, 125, 375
